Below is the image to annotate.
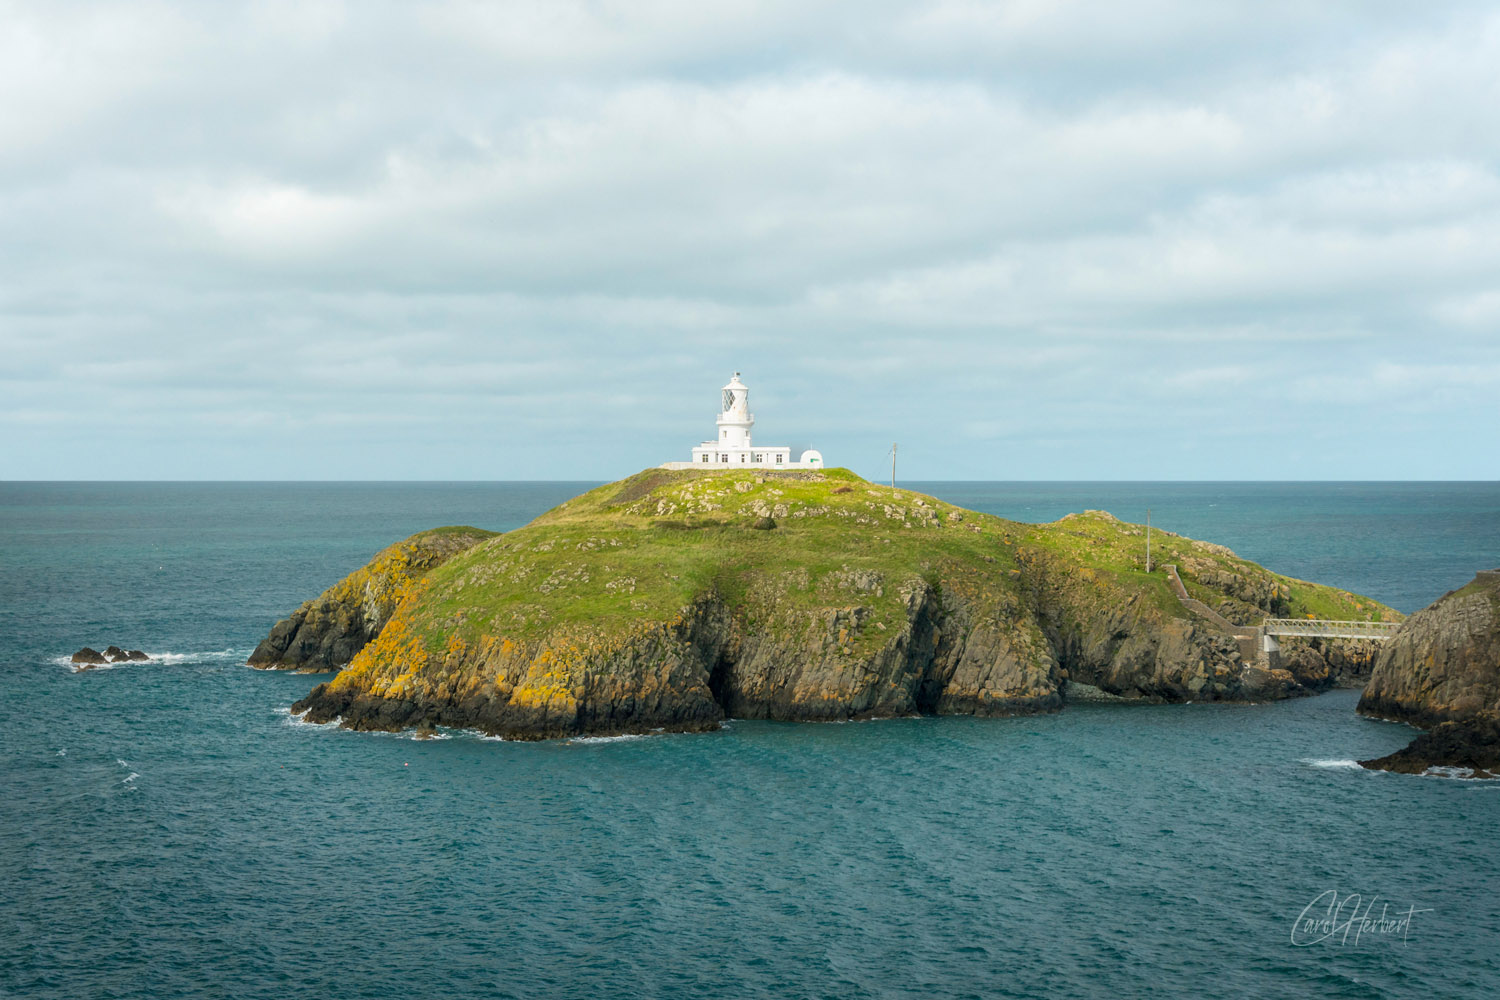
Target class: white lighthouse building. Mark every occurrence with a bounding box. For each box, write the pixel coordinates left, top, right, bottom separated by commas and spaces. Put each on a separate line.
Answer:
660, 373, 824, 470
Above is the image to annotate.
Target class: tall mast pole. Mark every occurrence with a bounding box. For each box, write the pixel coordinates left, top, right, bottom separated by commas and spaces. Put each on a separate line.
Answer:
890, 443, 897, 489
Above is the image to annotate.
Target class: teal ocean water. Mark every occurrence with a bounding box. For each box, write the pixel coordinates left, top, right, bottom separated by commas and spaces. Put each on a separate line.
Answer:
2, 482, 1498, 999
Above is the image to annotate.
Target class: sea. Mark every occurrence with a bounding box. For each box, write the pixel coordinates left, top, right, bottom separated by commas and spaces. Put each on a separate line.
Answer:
2, 481, 1498, 1000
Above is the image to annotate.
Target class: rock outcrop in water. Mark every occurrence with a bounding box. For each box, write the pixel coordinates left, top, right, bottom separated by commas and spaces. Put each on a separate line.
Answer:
269, 469, 1395, 740
1358, 570, 1500, 727
1359, 713, 1500, 779
248, 527, 498, 672
1358, 570, 1500, 776
72, 645, 149, 670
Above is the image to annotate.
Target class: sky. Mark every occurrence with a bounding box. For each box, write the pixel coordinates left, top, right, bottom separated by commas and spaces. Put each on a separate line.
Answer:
2, 1, 1497, 481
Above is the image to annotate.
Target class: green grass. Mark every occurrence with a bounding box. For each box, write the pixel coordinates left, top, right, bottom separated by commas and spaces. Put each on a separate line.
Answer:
416, 468, 1021, 656
1439, 574, 1499, 608
336, 468, 1399, 691
1273, 577, 1392, 622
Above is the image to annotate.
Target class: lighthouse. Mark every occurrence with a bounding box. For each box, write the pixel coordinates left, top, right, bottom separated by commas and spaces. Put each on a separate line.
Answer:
661, 373, 824, 470
716, 373, 754, 451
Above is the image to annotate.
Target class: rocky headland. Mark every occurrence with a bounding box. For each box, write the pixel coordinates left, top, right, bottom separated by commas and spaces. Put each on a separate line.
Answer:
1359, 569, 1500, 777
248, 526, 498, 672
258, 468, 1395, 740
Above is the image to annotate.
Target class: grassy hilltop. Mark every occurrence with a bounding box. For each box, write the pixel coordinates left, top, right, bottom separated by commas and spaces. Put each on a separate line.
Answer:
273, 468, 1396, 739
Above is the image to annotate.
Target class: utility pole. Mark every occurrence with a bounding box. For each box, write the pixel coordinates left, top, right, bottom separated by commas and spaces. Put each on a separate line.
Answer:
1146, 508, 1152, 574
890, 443, 897, 489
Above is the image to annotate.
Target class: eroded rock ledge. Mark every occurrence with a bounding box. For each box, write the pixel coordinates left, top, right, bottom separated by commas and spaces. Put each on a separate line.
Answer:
1359, 713, 1500, 779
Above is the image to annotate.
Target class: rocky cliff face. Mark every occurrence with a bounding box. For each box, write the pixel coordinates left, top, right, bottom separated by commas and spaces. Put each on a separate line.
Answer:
1358, 570, 1500, 728
248, 527, 497, 672
272, 469, 1394, 739
1278, 637, 1382, 690
1356, 570, 1500, 777
291, 577, 1235, 738
293, 582, 1067, 739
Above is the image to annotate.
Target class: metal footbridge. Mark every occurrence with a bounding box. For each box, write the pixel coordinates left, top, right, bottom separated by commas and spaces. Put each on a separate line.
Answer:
1162, 565, 1402, 664
1260, 619, 1402, 641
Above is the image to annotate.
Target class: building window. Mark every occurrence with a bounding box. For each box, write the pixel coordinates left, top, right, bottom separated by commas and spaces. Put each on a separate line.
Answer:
775, 454, 783, 463
754, 453, 762, 462
722, 430, 727, 439
720, 454, 727, 462
740, 454, 746, 462
701, 454, 708, 463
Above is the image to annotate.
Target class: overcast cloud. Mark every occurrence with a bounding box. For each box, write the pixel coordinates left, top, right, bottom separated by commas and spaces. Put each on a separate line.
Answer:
2, 0, 1497, 480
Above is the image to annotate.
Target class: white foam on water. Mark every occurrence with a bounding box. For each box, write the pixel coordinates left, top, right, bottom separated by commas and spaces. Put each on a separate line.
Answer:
1422, 765, 1499, 781
567, 733, 653, 744
1302, 758, 1363, 770
281, 709, 459, 741
150, 649, 246, 664
59, 657, 131, 674
281, 707, 341, 732
57, 647, 250, 671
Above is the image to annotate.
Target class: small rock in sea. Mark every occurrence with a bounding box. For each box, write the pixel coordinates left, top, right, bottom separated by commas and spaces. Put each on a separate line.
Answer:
71, 645, 151, 669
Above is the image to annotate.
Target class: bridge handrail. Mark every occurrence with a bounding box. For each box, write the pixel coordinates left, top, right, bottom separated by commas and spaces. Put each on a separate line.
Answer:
1262, 619, 1402, 640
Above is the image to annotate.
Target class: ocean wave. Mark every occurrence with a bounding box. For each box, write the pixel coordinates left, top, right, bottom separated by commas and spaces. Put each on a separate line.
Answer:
280, 709, 456, 740
56, 647, 249, 671
281, 707, 340, 731
1302, 758, 1364, 770
566, 733, 654, 744
57, 657, 133, 673
150, 649, 248, 664
1422, 765, 1499, 781
280, 712, 665, 744
1303, 759, 1496, 781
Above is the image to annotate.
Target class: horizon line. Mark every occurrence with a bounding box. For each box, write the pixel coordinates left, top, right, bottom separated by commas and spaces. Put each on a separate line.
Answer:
5, 478, 1498, 485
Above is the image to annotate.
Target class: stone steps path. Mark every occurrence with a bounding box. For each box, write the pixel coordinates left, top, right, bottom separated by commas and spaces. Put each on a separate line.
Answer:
1163, 564, 1263, 663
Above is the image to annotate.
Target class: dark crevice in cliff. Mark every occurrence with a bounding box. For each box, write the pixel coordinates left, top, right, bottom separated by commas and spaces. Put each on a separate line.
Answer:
910, 593, 948, 715
705, 644, 736, 715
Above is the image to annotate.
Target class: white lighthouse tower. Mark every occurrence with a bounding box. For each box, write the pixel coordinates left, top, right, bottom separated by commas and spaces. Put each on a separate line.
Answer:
662, 372, 824, 470
716, 373, 753, 451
